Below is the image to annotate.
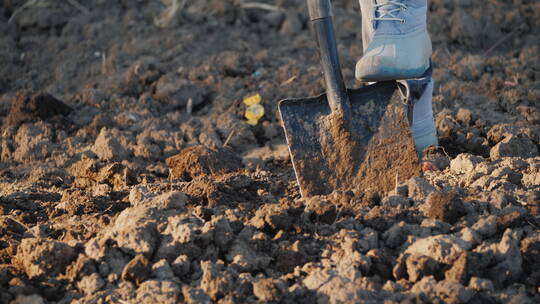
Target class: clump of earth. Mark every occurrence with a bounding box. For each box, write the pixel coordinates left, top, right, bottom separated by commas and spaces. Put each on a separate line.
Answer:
1, 0, 539, 303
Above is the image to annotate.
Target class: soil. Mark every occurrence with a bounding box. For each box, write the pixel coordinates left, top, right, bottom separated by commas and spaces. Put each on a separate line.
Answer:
0, 0, 539, 303
316, 105, 420, 197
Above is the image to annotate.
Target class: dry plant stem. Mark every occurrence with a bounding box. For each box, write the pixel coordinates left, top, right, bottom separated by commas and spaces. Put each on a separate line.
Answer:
281, 76, 297, 86
223, 130, 236, 147
241, 2, 284, 12
67, 0, 89, 14
484, 28, 519, 56
8, 0, 38, 24
186, 98, 193, 115
155, 0, 187, 28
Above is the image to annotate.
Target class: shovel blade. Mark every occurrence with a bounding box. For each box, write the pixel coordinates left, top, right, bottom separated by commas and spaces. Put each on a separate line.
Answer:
279, 81, 421, 198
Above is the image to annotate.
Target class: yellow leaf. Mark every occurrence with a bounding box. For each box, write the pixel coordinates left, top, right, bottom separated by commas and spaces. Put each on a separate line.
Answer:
246, 118, 259, 125
245, 104, 265, 120
243, 93, 262, 106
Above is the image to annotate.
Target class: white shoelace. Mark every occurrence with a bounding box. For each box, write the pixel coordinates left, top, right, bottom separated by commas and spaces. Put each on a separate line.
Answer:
373, 0, 407, 23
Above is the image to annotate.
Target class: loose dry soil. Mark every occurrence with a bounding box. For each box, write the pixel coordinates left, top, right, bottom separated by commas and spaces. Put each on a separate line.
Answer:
0, 0, 539, 303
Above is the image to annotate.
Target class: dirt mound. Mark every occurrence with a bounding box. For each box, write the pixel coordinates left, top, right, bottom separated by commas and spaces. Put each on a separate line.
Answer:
0, 0, 539, 303
3, 92, 72, 128
166, 145, 243, 180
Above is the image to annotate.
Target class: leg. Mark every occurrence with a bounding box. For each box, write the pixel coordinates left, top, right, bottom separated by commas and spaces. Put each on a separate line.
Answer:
356, 0, 432, 82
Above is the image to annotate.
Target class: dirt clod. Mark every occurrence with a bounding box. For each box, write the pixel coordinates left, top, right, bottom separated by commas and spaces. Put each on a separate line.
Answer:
122, 254, 152, 285
426, 191, 466, 224
4, 92, 72, 128
1, 0, 540, 303
166, 145, 243, 180
253, 278, 282, 302
14, 238, 76, 279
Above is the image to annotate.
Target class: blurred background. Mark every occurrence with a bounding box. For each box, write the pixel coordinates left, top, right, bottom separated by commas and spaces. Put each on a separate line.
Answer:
0, 0, 538, 161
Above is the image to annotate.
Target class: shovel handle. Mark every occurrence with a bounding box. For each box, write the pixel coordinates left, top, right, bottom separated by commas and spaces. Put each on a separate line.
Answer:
307, 0, 351, 115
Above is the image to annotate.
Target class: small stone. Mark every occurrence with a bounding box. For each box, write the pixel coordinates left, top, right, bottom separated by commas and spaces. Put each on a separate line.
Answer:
426, 191, 467, 224
526, 191, 540, 216
444, 252, 484, 284
96, 162, 137, 190
490, 135, 538, 160
151, 191, 188, 209
487, 229, 523, 285
280, 11, 302, 35
166, 145, 242, 180
262, 10, 285, 28
153, 73, 207, 109
4, 92, 72, 128
497, 211, 524, 231
450, 153, 484, 175
406, 177, 436, 201
253, 278, 281, 302
14, 238, 76, 279
200, 261, 235, 301
468, 277, 494, 292
122, 254, 152, 285
135, 280, 182, 304
382, 195, 412, 209
0, 216, 26, 235
303, 197, 337, 225
405, 254, 440, 282
472, 215, 498, 237
77, 273, 105, 294
456, 227, 481, 247
520, 233, 540, 266
182, 286, 211, 304
251, 203, 293, 231
171, 255, 191, 277
226, 240, 271, 272
410, 275, 437, 297
9, 294, 45, 304
434, 280, 474, 304
92, 128, 130, 161
152, 259, 175, 280
405, 235, 470, 264
456, 108, 474, 126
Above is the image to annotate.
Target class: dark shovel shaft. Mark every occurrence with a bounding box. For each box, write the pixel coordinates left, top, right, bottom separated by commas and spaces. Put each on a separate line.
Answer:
308, 0, 351, 116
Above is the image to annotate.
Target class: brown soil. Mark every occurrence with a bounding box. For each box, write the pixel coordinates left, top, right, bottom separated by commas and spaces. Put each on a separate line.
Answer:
0, 0, 539, 303
312, 97, 420, 198
4, 92, 72, 128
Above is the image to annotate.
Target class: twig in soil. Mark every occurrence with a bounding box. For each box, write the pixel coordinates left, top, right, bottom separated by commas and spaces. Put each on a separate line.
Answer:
67, 0, 89, 14
101, 53, 107, 74
186, 98, 193, 115
223, 130, 236, 147
154, 0, 187, 28
241, 2, 284, 12
394, 173, 399, 194
504, 74, 519, 87
434, 145, 451, 160
191, 211, 206, 223
484, 28, 519, 57
8, 0, 38, 24
280, 75, 297, 86
331, 205, 343, 226
4, 215, 31, 233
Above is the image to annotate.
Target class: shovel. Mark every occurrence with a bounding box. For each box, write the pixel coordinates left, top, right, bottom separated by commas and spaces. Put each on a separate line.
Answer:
278, 0, 422, 198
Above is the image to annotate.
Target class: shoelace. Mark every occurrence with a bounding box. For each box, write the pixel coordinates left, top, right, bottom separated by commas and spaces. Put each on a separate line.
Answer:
373, 0, 407, 23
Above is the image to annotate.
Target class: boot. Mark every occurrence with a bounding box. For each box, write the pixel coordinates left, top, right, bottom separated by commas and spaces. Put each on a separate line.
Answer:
406, 74, 438, 156
356, 0, 432, 82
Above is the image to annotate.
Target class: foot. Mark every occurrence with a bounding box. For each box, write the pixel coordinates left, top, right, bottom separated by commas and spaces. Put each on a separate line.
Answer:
356, 0, 432, 82
408, 75, 438, 156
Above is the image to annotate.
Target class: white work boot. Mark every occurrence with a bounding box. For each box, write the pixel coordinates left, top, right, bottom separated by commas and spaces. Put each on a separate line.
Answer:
356, 0, 432, 82
404, 74, 438, 156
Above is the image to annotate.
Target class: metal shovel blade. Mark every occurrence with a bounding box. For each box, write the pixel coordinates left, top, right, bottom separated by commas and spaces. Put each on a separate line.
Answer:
279, 81, 421, 198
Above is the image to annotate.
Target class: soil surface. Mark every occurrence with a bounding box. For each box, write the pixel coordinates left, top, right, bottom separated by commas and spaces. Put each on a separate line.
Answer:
1, 0, 540, 303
